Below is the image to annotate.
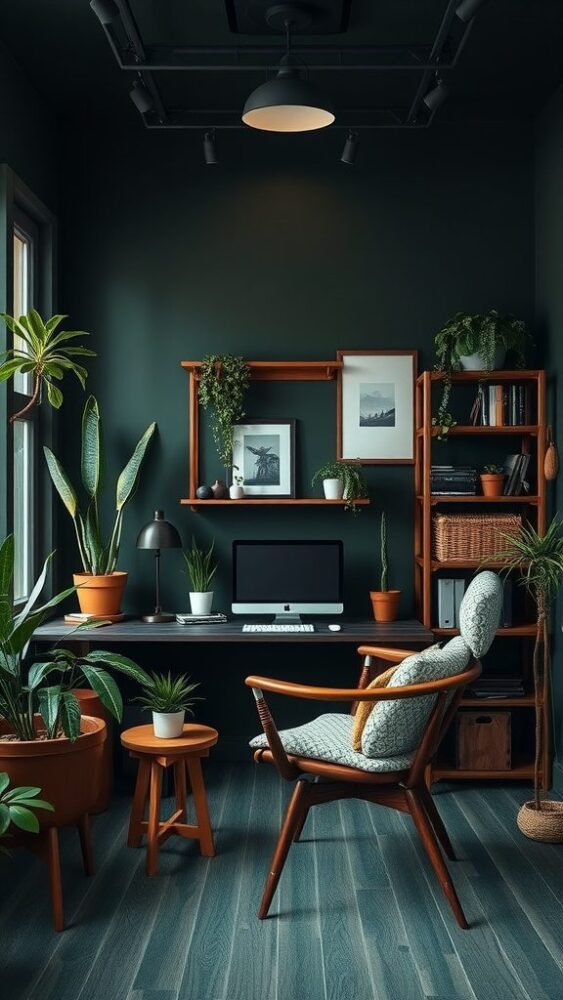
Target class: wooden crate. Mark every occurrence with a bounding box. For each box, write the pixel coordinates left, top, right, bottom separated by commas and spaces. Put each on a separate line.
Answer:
456, 711, 511, 771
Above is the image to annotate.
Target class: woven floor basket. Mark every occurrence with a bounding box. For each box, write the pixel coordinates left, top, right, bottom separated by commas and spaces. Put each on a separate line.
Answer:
517, 800, 563, 842
432, 513, 522, 562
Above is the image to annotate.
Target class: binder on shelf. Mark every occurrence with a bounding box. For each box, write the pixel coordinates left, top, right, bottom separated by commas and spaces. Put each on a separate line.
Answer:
438, 578, 455, 629
454, 579, 466, 625
501, 580, 513, 628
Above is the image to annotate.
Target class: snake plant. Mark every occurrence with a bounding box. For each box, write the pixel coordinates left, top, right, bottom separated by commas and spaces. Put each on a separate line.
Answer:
44, 395, 156, 575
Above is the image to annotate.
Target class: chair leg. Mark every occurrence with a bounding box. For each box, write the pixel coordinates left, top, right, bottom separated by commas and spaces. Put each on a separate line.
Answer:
418, 784, 457, 861
405, 788, 468, 930
187, 758, 215, 858
293, 805, 310, 842
77, 814, 94, 876
46, 827, 65, 932
146, 761, 163, 877
128, 757, 151, 848
258, 779, 308, 920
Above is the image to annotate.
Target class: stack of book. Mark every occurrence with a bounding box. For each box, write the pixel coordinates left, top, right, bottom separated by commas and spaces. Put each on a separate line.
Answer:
431, 466, 478, 495
466, 675, 526, 700
176, 612, 228, 625
503, 453, 530, 496
473, 383, 532, 427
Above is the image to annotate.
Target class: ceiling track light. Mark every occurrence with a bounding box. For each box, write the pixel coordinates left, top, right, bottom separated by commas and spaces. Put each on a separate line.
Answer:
203, 130, 218, 165
423, 75, 449, 113
129, 79, 155, 115
341, 130, 359, 165
455, 0, 487, 24
89, 0, 120, 26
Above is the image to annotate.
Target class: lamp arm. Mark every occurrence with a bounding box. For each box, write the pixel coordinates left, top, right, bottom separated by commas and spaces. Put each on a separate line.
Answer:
154, 549, 161, 614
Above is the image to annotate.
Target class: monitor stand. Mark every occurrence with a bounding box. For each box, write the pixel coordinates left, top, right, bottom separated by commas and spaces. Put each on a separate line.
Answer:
273, 612, 303, 624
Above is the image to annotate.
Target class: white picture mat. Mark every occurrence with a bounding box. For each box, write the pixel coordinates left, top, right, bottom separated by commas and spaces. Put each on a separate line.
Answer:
232, 423, 293, 495
341, 354, 414, 461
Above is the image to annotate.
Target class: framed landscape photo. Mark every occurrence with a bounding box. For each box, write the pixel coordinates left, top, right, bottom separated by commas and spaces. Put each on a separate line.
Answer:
232, 419, 296, 497
337, 350, 417, 464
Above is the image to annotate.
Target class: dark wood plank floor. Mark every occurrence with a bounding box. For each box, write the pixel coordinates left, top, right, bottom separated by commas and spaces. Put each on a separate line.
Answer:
2, 765, 563, 1000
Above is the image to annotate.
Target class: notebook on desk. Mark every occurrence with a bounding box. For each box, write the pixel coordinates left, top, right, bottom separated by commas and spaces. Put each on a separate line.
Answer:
176, 613, 228, 625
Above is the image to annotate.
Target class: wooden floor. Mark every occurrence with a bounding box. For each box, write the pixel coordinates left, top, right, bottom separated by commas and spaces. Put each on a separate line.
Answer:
3, 764, 563, 1000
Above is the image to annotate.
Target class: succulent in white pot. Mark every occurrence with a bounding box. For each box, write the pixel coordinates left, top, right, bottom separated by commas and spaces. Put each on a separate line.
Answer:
135, 671, 202, 740
182, 537, 217, 615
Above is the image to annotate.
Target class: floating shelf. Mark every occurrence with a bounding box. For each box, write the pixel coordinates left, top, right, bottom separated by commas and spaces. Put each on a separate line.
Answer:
417, 370, 542, 384
416, 425, 539, 437
415, 556, 527, 572
417, 495, 539, 504
182, 497, 371, 512
433, 624, 537, 638
181, 360, 342, 381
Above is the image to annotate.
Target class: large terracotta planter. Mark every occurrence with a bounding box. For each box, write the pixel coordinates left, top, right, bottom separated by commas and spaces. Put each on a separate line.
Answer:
73, 571, 128, 616
370, 590, 401, 623
73, 689, 113, 813
0, 715, 106, 828
480, 474, 505, 497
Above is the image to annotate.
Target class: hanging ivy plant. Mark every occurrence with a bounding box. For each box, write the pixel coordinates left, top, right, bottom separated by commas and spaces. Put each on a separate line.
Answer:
198, 354, 250, 468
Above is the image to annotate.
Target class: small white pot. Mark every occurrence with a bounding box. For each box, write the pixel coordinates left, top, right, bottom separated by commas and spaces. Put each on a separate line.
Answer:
152, 710, 185, 739
229, 484, 245, 499
459, 345, 506, 371
323, 478, 344, 500
189, 591, 214, 615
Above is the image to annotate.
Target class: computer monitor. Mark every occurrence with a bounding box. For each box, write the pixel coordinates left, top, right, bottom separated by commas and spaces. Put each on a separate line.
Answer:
232, 540, 343, 622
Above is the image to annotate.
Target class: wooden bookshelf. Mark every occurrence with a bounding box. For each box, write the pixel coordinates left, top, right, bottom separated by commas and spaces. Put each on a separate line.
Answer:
414, 369, 549, 787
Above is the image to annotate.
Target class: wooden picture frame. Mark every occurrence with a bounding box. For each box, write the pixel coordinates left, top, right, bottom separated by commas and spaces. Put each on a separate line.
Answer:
232, 418, 296, 498
336, 350, 418, 465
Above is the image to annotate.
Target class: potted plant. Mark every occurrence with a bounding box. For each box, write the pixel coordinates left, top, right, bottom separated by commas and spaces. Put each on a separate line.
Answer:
311, 461, 368, 509
135, 671, 202, 739
370, 512, 401, 622
496, 517, 563, 841
0, 774, 53, 852
480, 464, 505, 497
198, 354, 250, 480
182, 537, 217, 615
229, 467, 245, 499
0, 536, 151, 826
44, 395, 155, 616
0, 309, 95, 423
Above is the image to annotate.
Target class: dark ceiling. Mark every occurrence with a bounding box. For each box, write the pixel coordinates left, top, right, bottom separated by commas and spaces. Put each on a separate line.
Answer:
1, 1, 563, 130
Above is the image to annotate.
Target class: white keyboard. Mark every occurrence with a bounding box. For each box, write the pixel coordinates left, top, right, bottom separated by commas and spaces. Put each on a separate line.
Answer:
242, 623, 315, 633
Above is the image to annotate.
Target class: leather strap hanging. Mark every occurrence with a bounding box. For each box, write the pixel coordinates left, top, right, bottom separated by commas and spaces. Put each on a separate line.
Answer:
544, 426, 559, 481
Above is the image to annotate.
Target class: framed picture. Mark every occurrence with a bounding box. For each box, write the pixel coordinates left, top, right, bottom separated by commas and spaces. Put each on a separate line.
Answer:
232, 419, 296, 497
337, 350, 417, 464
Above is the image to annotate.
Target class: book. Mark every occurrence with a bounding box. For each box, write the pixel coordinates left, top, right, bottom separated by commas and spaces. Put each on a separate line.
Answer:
176, 613, 228, 625
454, 579, 466, 625
438, 579, 455, 628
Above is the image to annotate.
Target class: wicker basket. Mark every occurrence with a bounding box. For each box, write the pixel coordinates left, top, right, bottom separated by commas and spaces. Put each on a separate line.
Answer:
432, 513, 522, 563
517, 800, 563, 843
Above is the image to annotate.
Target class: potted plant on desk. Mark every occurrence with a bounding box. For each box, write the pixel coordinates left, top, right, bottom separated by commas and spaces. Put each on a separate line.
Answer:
135, 671, 202, 739
183, 537, 217, 615
370, 512, 401, 623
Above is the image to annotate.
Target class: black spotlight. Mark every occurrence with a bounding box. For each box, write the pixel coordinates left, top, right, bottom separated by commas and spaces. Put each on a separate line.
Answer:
456, 0, 487, 23
423, 77, 449, 113
89, 0, 120, 25
129, 81, 155, 115
203, 130, 218, 165
341, 130, 359, 165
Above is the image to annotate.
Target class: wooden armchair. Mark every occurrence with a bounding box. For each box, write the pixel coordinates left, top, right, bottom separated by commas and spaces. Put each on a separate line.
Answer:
246, 645, 481, 930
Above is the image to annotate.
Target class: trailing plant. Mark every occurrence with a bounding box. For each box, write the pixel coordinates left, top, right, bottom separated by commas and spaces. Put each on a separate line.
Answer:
494, 517, 563, 811
0, 535, 152, 742
0, 310, 95, 423
0, 774, 54, 852
135, 671, 202, 715
198, 354, 250, 469
44, 395, 156, 575
182, 538, 217, 593
311, 461, 368, 512
380, 512, 389, 592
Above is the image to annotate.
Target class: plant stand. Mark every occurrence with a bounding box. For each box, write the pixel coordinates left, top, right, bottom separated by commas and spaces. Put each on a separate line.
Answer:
15, 815, 93, 931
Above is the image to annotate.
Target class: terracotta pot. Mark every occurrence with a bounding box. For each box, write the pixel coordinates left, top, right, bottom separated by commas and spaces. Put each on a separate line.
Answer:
73, 689, 113, 813
370, 590, 401, 623
0, 715, 106, 828
73, 571, 128, 616
480, 474, 505, 497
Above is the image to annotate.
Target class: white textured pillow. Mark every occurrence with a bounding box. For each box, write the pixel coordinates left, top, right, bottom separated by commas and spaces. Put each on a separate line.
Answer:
361, 636, 470, 759
458, 570, 503, 658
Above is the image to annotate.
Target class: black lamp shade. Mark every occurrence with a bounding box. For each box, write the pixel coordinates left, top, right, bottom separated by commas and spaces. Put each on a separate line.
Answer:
456, 0, 486, 23
203, 131, 218, 165
341, 130, 359, 165
242, 58, 334, 133
136, 511, 182, 550
423, 79, 449, 112
130, 81, 155, 115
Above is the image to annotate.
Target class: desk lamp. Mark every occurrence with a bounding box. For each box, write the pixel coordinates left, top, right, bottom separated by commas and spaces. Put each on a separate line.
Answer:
136, 510, 182, 623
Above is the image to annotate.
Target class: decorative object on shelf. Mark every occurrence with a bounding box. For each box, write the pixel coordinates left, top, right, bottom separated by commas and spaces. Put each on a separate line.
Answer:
211, 478, 229, 499
137, 510, 182, 624
544, 425, 559, 481
337, 350, 417, 464
480, 464, 506, 497
370, 512, 401, 622
134, 671, 202, 739
433, 512, 522, 563
0, 775, 53, 852
183, 537, 217, 615
44, 395, 156, 616
311, 460, 368, 510
232, 418, 296, 497
0, 309, 95, 423
229, 467, 245, 499
456, 712, 511, 771
496, 517, 563, 840
196, 484, 214, 500
198, 353, 250, 471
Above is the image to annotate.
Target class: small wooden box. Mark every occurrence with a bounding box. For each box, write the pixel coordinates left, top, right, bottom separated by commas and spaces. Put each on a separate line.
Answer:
456, 712, 511, 771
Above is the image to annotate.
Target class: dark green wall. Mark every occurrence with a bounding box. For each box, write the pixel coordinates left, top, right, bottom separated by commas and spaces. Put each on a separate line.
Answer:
58, 120, 535, 623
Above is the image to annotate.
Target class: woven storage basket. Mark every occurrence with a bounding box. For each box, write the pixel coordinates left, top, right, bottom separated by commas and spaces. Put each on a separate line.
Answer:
432, 513, 522, 562
517, 800, 563, 843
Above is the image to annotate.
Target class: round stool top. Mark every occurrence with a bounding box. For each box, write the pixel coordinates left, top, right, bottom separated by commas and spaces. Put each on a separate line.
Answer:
120, 723, 218, 755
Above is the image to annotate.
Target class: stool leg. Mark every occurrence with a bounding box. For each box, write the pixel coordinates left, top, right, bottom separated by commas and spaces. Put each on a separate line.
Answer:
174, 758, 188, 821
146, 761, 163, 876
128, 758, 151, 848
77, 814, 94, 876
187, 758, 215, 857
46, 827, 65, 932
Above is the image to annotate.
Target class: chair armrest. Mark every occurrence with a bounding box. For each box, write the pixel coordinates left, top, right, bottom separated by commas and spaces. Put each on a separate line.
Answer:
356, 645, 420, 663
245, 667, 481, 702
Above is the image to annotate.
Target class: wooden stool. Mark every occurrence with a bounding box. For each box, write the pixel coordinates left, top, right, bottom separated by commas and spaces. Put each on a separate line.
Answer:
121, 723, 218, 876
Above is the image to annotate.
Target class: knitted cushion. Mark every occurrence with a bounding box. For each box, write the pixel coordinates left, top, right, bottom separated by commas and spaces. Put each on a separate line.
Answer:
361, 636, 471, 758
458, 570, 503, 657
351, 665, 397, 752
250, 713, 413, 773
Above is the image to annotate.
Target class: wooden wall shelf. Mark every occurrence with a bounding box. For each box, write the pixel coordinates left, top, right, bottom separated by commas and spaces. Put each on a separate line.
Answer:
417, 495, 539, 505
416, 425, 540, 437
181, 360, 342, 381
181, 498, 371, 512
418, 370, 542, 384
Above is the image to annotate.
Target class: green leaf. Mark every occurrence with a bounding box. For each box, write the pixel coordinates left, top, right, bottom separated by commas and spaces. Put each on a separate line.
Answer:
0, 772, 9, 796
84, 506, 103, 576
43, 447, 78, 518
47, 328, 90, 349
27, 660, 63, 690
9, 804, 40, 834
3, 785, 41, 802
45, 381, 63, 409
56, 346, 97, 357
81, 396, 101, 500
26, 308, 48, 345
80, 664, 122, 720
13, 550, 55, 628
0, 313, 39, 354
59, 691, 81, 741
0, 534, 14, 597
115, 422, 156, 511
0, 358, 27, 381
45, 313, 67, 335
84, 650, 152, 686
0, 803, 10, 835
37, 685, 62, 734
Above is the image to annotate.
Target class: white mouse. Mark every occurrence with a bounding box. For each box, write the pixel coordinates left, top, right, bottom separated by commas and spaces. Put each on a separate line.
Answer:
328, 624, 341, 632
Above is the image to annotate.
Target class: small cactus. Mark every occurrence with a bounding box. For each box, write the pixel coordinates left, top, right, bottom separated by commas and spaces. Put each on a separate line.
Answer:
380, 512, 389, 592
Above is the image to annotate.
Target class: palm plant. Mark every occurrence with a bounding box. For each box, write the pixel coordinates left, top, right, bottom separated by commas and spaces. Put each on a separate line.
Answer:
0, 310, 95, 422
135, 672, 202, 715
495, 517, 563, 810
44, 395, 156, 575
0, 774, 54, 852
182, 538, 217, 593
0, 535, 152, 741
